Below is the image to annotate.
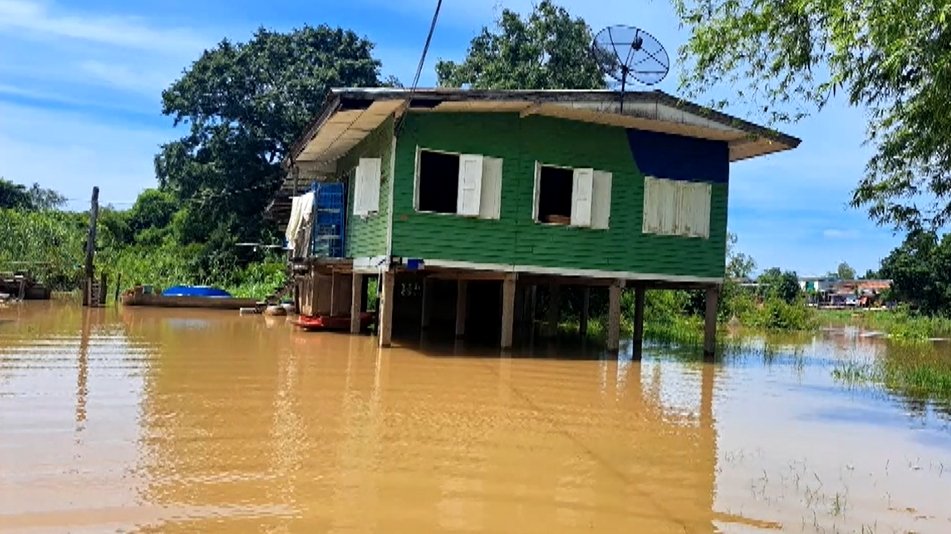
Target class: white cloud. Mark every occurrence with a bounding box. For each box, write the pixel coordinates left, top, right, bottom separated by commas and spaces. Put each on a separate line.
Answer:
823, 229, 861, 240
0, 101, 170, 209
0, 0, 210, 55
77, 60, 173, 96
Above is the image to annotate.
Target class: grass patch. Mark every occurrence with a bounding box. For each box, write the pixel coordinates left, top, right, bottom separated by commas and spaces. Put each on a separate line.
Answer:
818, 308, 951, 340
833, 344, 951, 401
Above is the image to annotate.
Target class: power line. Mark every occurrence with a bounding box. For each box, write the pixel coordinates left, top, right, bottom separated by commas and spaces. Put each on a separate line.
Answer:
397, 0, 443, 137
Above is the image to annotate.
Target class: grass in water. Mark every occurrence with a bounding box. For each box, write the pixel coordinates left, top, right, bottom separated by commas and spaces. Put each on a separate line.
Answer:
833, 343, 951, 401
819, 309, 951, 341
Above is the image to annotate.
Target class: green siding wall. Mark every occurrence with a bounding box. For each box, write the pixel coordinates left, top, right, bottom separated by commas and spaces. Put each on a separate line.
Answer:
338, 116, 393, 258
390, 112, 728, 279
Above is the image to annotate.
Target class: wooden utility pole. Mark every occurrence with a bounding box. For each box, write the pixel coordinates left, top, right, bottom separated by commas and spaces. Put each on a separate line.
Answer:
82, 187, 99, 307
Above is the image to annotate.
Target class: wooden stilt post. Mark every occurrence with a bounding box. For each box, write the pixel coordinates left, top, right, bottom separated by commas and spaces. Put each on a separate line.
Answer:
421, 277, 432, 330
607, 280, 622, 353
455, 280, 467, 337
501, 274, 516, 350
528, 284, 538, 344
99, 272, 107, 306
114, 272, 122, 303
545, 283, 561, 338
378, 271, 395, 348
632, 285, 646, 361
82, 186, 99, 307
703, 286, 719, 361
351, 272, 364, 334
579, 286, 591, 338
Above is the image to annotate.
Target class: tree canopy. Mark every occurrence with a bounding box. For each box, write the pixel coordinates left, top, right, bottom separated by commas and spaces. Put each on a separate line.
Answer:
879, 230, 951, 314
674, 0, 951, 230
725, 232, 757, 279
837, 262, 856, 281
436, 0, 604, 89
757, 267, 801, 304
155, 25, 384, 271
0, 178, 65, 211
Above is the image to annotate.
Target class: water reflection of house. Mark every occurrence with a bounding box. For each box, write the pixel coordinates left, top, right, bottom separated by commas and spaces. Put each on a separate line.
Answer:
127, 308, 727, 531
272, 89, 799, 354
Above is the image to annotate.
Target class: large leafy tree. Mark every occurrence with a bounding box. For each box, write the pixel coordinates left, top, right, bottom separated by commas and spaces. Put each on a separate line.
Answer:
879, 231, 951, 314
156, 25, 384, 255
837, 262, 856, 281
436, 0, 604, 89
725, 232, 756, 279
757, 267, 801, 304
0, 178, 31, 210
674, 0, 951, 230
0, 178, 65, 211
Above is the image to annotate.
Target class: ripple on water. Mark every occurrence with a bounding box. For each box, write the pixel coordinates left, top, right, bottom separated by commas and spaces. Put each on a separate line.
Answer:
0, 302, 949, 533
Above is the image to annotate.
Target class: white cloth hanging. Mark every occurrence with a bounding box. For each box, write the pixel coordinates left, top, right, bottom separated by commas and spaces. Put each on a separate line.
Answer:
285, 192, 315, 253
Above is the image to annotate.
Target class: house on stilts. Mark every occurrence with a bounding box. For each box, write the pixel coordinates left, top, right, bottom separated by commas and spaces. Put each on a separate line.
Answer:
273, 88, 799, 356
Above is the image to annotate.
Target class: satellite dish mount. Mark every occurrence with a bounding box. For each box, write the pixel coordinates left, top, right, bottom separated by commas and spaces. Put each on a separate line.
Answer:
591, 25, 670, 112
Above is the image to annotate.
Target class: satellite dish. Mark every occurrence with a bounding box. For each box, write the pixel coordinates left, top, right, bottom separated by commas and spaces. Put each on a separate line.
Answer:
591, 25, 670, 111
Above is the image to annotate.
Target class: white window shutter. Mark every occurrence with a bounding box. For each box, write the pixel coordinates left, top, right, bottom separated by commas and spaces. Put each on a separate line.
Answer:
360, 158, 382, 214
479, 156, 503, 220
681, 182, 711, 238
642, 177, 657, 234
591, 170, 612, 229
457, 154, 484, 216
570, 168, 594, 227
352, 166, 366, 216
672, 181, 688, 235
654, 178, 676, 235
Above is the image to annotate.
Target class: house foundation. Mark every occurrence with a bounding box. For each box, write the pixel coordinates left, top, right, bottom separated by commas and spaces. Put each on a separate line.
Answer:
292, 259, 720, 357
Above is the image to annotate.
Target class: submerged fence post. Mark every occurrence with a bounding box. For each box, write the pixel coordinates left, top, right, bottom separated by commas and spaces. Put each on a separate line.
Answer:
82, 187, 99, 307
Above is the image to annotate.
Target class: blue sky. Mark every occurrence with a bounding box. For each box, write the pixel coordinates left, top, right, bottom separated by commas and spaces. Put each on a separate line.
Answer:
0, 0, 900, 275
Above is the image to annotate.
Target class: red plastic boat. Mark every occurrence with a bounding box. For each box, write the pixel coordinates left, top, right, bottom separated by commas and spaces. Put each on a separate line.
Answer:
294, 312, 375, 331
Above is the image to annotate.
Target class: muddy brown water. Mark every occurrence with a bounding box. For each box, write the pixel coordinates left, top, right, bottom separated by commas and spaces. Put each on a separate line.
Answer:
1, 302, 949, 533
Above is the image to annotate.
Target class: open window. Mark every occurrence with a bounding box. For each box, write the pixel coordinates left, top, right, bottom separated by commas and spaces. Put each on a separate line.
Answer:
534, 163, 612, 228
415, 148, 502, 219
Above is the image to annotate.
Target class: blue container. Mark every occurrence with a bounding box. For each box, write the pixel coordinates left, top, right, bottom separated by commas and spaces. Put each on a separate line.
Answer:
311, 182, 347, 258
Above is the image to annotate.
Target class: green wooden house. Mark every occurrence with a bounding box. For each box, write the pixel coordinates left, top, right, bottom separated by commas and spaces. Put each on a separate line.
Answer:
276, 88, 799, 353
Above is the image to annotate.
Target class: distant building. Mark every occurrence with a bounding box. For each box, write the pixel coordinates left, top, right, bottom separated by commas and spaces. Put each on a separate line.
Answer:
802, 277, 892, 307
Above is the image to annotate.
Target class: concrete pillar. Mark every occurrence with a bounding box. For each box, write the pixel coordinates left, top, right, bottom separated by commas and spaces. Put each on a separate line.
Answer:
579, 286, 591, 337
632, 285, 646, 361
379, 271, 395, 348
501, 274, 517, 349
703, 286, 719, 361
421, 277, 432, 329
350, 272, 364, 334
607, 281, 622, 353
545, 283, 561, 337
455, 280, 468, 337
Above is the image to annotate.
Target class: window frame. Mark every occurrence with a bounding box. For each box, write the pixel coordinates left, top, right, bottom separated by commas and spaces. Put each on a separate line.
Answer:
414, 146, 463, 216
413, 146, 502, 220
532, 161, 611, 230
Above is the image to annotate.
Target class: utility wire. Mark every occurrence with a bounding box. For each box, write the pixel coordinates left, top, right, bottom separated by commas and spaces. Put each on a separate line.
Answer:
396, 0, 443, 137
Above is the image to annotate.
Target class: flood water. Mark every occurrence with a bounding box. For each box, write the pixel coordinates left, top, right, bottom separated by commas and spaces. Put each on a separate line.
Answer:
1, 301, 950, 533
